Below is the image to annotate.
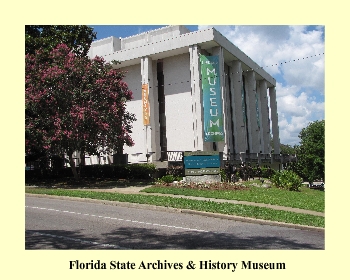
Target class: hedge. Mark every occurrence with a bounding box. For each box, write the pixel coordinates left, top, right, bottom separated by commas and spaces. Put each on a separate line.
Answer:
25, 163, 157, 180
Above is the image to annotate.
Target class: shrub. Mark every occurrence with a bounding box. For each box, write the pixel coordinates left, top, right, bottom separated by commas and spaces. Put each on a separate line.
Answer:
159, 175, 177, 184
25, 163, 157, 181
271, 170, 303, 191
125, 163, 157, 179
260, 167, 276, 178
220, 168, 227, 182
166, 165, 184, 179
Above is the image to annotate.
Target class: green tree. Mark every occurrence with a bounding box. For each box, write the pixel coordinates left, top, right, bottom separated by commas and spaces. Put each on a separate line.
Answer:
25, 44, 136, 180
280, 143, 296, 155
25, 25, 97, 167
295, 120, 325, 183
25, 25, 96, 56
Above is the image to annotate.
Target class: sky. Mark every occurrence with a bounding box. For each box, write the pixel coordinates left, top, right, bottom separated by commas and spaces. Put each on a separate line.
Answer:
90, 25, 325, 146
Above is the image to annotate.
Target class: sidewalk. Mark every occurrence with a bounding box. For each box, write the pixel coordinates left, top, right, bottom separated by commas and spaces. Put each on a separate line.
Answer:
73, 185, 324, 217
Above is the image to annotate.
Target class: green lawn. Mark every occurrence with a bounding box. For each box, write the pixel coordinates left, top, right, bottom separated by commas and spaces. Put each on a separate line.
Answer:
25, 187, 325, 228
142, 183, 325, 212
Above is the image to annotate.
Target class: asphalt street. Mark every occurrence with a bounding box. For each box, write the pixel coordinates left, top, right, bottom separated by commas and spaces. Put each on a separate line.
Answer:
25, 195, 324, 249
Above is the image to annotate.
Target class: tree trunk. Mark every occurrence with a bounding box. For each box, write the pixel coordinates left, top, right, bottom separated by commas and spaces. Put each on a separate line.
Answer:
79, 148, 85, 178
117, 144, 123, 155
68, 153, 80, 180
113, 144, 124, 165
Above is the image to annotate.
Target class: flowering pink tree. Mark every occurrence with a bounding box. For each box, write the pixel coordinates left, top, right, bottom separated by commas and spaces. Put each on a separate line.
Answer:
25, 44, 136, 179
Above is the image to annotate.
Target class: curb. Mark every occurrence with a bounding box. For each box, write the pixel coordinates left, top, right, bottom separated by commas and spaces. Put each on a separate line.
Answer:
26, 193, 324, 232
180, 209, 324, 232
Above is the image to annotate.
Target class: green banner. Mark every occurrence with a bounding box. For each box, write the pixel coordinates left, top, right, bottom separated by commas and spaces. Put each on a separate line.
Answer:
200, 55, 225, 142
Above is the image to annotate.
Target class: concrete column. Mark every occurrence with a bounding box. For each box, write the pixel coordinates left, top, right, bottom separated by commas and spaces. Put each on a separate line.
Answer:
230, 60, 247, 154
245, 71, 260, 154
256, 80, 262, 153
269, 86, 280, 154
189, 45, 203, 151
224, 64, 234, 157
141, 56, 160, 161
259, 80, 270, 153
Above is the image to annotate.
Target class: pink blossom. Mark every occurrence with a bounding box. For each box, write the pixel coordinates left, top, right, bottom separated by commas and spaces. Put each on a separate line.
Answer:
25, 43, 135, 157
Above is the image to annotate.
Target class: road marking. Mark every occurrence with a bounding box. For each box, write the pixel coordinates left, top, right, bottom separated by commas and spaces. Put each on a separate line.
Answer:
25, 230, 129, 249
25, 206, 209, 233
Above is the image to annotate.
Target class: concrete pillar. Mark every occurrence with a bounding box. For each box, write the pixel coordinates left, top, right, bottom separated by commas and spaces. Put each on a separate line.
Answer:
245, 71, 260, 154
259, 80, 270, 153
230, 60, 247, 154
189, 45, 203, 151
269, 86, 280, 154
256, 80, 262, 153
141, 56, 160, 161
224, 64, 234, 158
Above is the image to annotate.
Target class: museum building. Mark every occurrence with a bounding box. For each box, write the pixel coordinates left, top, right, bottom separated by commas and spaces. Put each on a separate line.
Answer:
87, 25, 281, 167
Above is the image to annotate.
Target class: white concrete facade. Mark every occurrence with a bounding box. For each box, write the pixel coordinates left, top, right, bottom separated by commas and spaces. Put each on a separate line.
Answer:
88, 26, 280, 165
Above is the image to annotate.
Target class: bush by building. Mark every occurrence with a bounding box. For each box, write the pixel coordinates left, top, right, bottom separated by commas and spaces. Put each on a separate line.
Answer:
25, 163, 157, 181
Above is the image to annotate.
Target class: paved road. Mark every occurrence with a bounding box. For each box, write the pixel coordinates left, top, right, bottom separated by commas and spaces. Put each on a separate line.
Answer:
25, 195, 324, 249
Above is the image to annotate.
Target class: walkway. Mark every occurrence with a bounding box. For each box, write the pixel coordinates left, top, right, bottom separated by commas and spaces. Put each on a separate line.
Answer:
75, 185, 324, 217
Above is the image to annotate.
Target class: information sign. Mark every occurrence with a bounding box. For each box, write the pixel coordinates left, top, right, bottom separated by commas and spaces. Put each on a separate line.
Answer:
183, 151, 221, 176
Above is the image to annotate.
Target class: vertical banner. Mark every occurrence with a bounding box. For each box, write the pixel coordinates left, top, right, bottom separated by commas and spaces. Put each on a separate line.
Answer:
200, 55, 225, 142
142, 84, 150, 126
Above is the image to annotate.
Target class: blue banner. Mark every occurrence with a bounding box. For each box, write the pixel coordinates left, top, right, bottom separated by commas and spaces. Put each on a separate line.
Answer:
200, 55, 225, 142
184, 155, 220, 168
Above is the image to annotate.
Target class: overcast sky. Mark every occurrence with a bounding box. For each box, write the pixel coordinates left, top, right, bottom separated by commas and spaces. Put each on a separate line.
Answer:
91, 25, 325, 146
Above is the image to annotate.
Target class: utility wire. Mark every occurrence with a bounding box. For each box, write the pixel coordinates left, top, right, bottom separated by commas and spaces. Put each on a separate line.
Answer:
115, 52, 324, 93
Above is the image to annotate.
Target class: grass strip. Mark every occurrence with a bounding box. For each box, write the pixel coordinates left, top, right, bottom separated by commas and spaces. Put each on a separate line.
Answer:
142, 185, 325, 212
26, 188, 324, 228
